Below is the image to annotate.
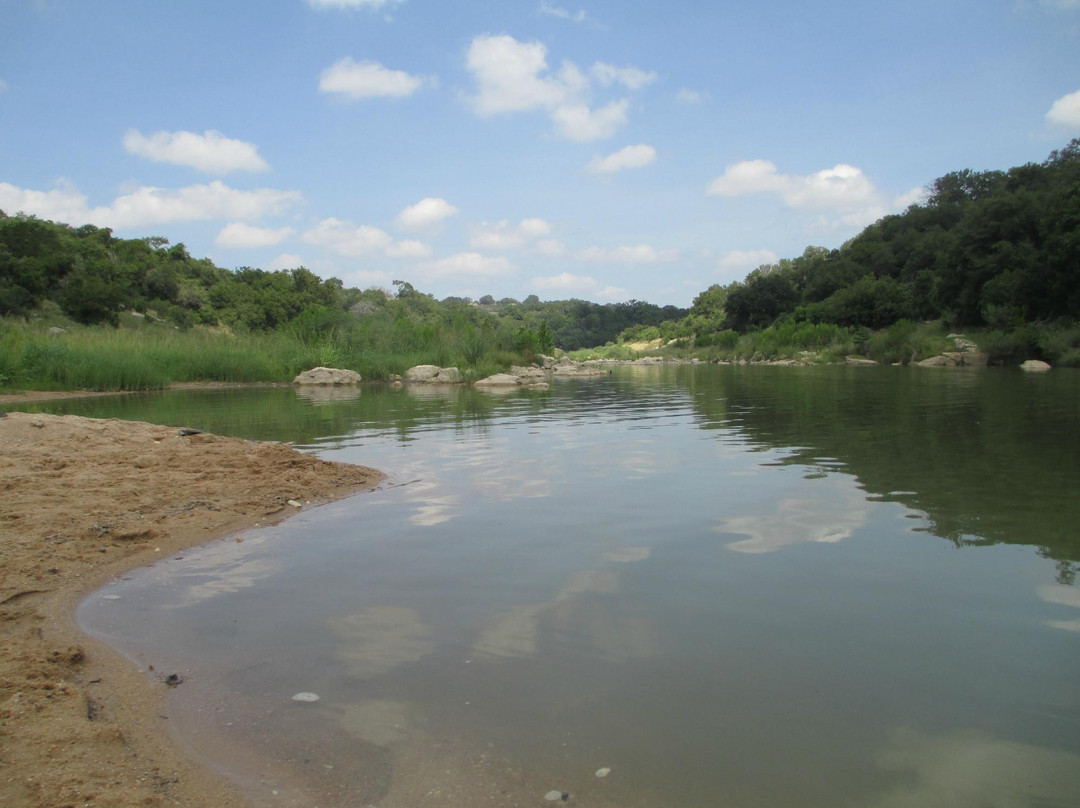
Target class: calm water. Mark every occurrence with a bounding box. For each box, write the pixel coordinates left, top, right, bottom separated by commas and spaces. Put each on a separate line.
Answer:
22, 365, 1080, 807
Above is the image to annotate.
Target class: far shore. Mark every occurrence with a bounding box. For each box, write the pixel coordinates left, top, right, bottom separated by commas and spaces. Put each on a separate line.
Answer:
0, 411, 383, 808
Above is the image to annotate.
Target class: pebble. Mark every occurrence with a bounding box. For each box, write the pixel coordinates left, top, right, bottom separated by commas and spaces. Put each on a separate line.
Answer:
291, 692, 320, 702
287, 499, 302, 508
595, 768, 611, 778
544, 790, 568, 801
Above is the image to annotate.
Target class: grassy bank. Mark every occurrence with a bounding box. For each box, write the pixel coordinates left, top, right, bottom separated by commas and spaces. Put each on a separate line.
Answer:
0, 312, 528, 392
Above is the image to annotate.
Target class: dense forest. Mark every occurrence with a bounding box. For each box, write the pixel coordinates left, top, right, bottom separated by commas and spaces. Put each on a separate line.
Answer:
1, 141, 1077, 389
0, 215, 684, 352
644, 140, 1079, 345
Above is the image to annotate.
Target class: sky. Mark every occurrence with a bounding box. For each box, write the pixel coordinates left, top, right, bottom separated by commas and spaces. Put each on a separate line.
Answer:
1, 0, 1078, 307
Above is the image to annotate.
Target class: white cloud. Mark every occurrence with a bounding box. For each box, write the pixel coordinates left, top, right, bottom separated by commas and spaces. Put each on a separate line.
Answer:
319, 58, 432, 100
122, 129, 269, 174
717, 249, 779, 272
215, 222, 294, 248
394, 197, 459, 232
0, 79, 8, 93
529, 272, 627, 300
591, 62, 657, 90
465, 34, 577, 115
538, 2, 587, 23
384, 239, 432, 258
707, 158, 916, 230
464, 34, 639, 141
552, 99, 629, 141
303, 217, 393, 257
675, 88, 702, 104
420, 252, 514, 279
577, 244, 680, 263
268, 253, 305, 270
306, 0, 405, 10
0, 179, 302, 229
535, 238, 567, 256
106, 182, 301, 228
586, 143, 656, 174
0, 180, 97, 226
470, 217, 552, 250
1046, 89, 1080, 128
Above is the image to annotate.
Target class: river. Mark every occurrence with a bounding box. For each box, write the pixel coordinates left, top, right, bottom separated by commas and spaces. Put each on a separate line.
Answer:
27, 364, 1080, 807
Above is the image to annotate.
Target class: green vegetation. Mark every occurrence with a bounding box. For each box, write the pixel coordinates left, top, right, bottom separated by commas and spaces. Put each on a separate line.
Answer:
592, 139, 1079, 366
2, 141, 1077, 391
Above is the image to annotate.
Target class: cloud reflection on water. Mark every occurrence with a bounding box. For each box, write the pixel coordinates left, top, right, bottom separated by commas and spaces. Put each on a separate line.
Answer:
718, 480, 869, 554
871, 727, 1080, 807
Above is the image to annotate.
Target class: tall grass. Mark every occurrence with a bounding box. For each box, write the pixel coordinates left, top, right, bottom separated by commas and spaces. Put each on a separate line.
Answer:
0, 314, 531, 392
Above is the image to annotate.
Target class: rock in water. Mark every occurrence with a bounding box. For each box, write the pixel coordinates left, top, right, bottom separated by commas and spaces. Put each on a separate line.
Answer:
293, 367, 361, 385
291, 692, 320, 702
544, 790, 569, 801
595, 767, 611, 778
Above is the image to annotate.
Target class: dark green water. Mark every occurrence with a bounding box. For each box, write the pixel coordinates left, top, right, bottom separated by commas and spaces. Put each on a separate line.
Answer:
24, 365, 1079, 807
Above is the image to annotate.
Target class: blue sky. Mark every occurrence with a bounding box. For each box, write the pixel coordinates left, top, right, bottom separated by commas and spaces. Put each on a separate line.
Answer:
1, 0, 1078, 306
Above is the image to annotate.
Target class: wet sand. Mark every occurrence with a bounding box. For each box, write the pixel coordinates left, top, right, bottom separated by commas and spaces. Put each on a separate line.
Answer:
0, 409, 383, 808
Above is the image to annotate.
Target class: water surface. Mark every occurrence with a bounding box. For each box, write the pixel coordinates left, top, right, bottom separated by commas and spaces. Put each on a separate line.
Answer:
36, 366, 1080, 807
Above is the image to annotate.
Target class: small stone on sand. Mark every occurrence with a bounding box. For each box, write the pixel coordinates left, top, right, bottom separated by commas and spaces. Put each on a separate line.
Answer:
291, 692, 320, 702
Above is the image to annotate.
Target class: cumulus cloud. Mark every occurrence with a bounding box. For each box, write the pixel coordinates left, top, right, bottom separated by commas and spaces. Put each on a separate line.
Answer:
707, 158, 919, 230
215, 222, 294, 248
717, 249, 779, 272
122, 129, 269, 174
470, 217, 552, 250
303, 222, 433, 260
0, 179, 301, 229
384, 239, 432, 258
586, 143, 656, 174
465, 34, 579, 115
591, 62, 657, 90
268, 253, 305, 270
577, 244, 679, 263
307, 0, 405, 10
552, 99, 629, 141
319, 58, 433, 100
529, 272, 627, 300
394, 197, 459, 232
303, 218, 393, 256
464, 34, 646, 141
1046, 89, 1080, 129
535, 238, 567, 256
420, 252, 514, 278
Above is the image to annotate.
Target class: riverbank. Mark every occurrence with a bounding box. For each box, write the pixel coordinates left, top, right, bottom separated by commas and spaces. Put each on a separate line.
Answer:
0, 411, 384, 808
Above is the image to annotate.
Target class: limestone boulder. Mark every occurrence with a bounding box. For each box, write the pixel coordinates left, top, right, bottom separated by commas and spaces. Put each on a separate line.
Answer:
406, 365, 462, 384
1020, 359, 1052, 372
293, 366, 361, 385
475, 373, 522, 387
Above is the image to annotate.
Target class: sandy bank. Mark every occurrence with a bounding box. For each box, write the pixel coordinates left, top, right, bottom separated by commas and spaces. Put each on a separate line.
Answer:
0, 411, 383, 808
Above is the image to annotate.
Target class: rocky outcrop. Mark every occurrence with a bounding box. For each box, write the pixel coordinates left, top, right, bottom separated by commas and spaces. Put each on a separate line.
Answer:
405, 365, 463, 384
292, 366, 361, 385
915, 351, 988, 367
916, 334, 989, 367
1020, 359, 1052, 372
845, 356, 878, 366
475, 373, 549, 390
475, 373, 522, 387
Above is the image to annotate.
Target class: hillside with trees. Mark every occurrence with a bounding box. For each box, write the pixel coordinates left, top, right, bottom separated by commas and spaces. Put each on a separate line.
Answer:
615, 140, 1080, 366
